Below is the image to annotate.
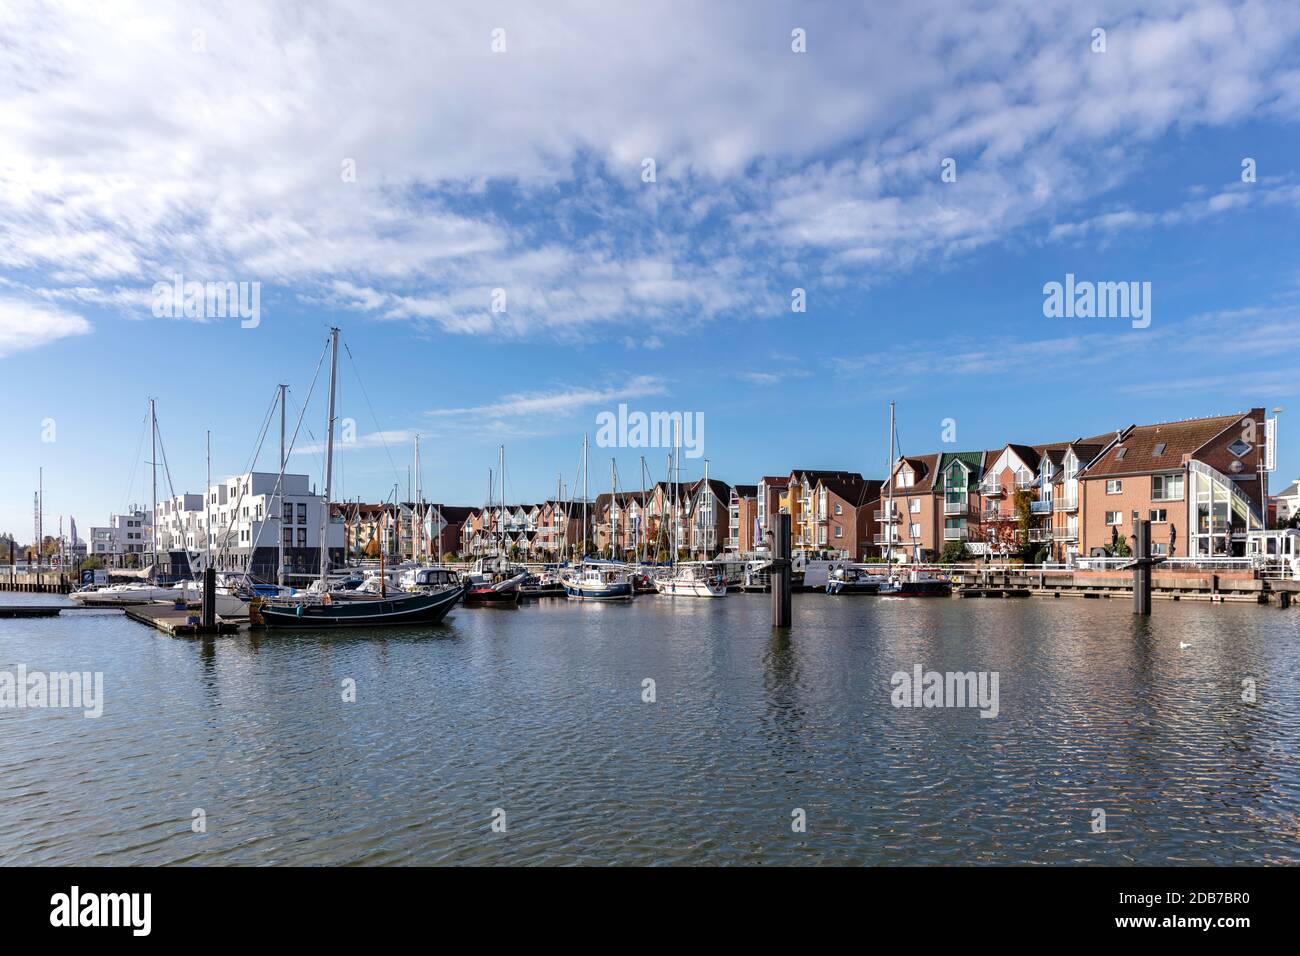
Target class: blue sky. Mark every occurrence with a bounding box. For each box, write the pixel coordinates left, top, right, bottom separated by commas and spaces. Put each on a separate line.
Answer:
2, 1, 1300, 539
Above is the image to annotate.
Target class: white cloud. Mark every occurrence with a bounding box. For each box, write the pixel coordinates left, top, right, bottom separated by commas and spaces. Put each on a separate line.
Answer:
2, 0, 1299, 336
0, 296, 91, 357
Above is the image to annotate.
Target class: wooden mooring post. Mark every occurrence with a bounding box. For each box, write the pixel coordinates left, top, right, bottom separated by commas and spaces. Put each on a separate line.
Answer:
202, 566, 216, 629
1129, 516, 1162, 616
770, 513, 792, 628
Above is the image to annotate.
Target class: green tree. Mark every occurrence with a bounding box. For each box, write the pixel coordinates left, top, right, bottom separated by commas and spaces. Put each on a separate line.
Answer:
939, 540, 970, 563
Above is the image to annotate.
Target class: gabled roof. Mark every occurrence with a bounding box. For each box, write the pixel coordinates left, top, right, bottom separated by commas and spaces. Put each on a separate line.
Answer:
892, 454, 940, 493
1081, 413, 1244, 479
732, 484, 758, 499
759, 475, 790, 487
936, 451, 985, 489
1275, 479, 1300, 499
690, 478, 733, 501
790, 468, 864, 485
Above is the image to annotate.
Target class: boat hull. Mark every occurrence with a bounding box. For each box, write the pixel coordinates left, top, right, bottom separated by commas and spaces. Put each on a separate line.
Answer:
653, 579, 726, 597
826, 580, 881, 595
464, 587, 521, 607
564, 581, 633, 601
257, 587, 462, 628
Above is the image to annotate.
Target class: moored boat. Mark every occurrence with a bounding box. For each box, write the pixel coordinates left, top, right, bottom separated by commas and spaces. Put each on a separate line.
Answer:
878, 568, 951, 597
826, 565, 886, 595
255, 586, 462, 628
563, 564, 633, 601
653, 562, 726, 597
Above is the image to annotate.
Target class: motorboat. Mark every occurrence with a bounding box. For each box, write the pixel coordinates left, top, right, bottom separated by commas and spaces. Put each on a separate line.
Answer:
69, 581, 178, 606
826, 565, 887, 595
463, 570, 526, 607
563, 564, 633, 601
653, 562, 726, 597
878, 567, 952, 597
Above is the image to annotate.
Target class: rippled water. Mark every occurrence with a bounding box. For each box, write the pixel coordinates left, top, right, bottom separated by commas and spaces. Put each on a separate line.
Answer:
2, 590, 1298, 865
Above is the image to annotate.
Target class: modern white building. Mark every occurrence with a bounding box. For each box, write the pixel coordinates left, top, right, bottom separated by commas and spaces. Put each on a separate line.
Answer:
153, 472, 343, 580
1273, 478, 1300, 525
85, 509, 152, 567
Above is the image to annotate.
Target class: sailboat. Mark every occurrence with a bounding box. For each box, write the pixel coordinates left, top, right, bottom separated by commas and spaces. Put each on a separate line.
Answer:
562, 436, 633, 600
257, 329, 463, 628
877, 401, 950, 598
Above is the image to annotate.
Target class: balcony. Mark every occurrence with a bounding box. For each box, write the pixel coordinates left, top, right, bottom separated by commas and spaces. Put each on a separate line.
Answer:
875, 508, 900, 523
1051, 526, 1078, 541
1030, 500, 1053, 514
1029, 528, 1051, 542
873, 533, 901, 545
1053, 497, 1079, 513
943, 499, 968, 516
979, 481, 1005, 497
944, 527, 968, 541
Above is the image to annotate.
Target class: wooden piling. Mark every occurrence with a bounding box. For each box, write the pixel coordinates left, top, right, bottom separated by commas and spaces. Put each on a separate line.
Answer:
771, 513, 791, 628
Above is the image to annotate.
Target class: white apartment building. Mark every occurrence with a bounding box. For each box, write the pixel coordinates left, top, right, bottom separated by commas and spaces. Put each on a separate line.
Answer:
85, 509, 152, 567
153, 471, 343, 579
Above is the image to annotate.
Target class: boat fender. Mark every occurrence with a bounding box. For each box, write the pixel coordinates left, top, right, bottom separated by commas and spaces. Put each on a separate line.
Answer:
296, 603, 304, 617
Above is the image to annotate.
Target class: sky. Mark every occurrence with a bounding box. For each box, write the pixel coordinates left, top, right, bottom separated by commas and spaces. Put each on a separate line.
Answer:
2, 0, 1300, 540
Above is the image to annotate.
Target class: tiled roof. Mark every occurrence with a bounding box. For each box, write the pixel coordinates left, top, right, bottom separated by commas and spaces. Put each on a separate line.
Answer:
937, 451, 985, 489
1081, 413, 1243, 478
893, 454, 940, 493
732, 484, 758, 498
759, 475, 790, 486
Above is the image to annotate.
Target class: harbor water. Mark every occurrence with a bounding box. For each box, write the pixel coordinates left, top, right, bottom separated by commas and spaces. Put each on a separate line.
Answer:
2, 591, 1298, 865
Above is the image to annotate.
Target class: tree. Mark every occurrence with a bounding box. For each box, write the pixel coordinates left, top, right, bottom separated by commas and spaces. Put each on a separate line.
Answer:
79, 556, 104, 571
939, 540, 970, 563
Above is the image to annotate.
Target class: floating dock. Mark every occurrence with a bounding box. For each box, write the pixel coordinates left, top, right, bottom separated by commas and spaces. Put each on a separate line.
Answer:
123, 605, 238, 636
0, 605, 64, 617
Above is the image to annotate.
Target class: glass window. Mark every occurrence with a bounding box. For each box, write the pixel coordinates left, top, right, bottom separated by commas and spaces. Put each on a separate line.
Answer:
1150, 509, 1167, 523
1105, 511, 1122, 525
1106, 480, 1123, 494
1152, 473, 1184, 500
909, 499, 921, 513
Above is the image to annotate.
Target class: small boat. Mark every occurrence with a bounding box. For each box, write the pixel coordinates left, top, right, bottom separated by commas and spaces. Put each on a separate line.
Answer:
653, 562, 726, 597
69, 582, 177, 606
464, 571, 526, 607
563, 564, 633, 601
255, 585, 463, 628
520, 569, 565, 598
878, 568, 952, 597
826, 566, 885, 595
740, 559, 771, 592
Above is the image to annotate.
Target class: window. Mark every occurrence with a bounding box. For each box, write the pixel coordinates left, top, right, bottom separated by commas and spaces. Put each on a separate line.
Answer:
1115, 447, 1128, 461
297, 529, 307, 547
1227, 438, 1250, 458
283, 502, 293, 522
1106, 480, 1123, 494
1153, 442, 1167, 456
909, 499, 921, 513
834, 526, 843, 539
834, 503, 842, 515
1150, 509, 1168, 523
297, 503, 307, 522
909, 523, 920, 539
1105, 511, 1122, 525
283, 529, 293, 547
1152, 474, 1184, 501
1152, 542, 1168, 555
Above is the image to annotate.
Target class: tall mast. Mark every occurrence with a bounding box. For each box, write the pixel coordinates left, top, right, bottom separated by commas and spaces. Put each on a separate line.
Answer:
582, 433, 589, 559
414, 435, 422, 562
499, 444, 506, 565
887, 400, 895, 566
610, 457, 616, 559
318, 328, 339, 592
149, 400, 157, 577
277, 383, 286, 587
206, 430, 212, 574
639, 456, 646, 567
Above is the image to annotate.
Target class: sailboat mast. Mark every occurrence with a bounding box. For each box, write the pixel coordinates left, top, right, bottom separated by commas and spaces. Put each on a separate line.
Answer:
149, 399, 157, 577
414, 435, 422, 562
639, 456, 646, 567
206, 430, 212, 574
887, 400, 895, 566
318, 328, 339, 592
277, 383, 286, 587
582, 433, 589, 559
499, 444, 506, 564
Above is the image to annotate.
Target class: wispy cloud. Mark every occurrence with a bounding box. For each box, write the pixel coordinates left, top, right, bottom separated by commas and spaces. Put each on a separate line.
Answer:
0, 296, 91, 358
426, 376, 668, 418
